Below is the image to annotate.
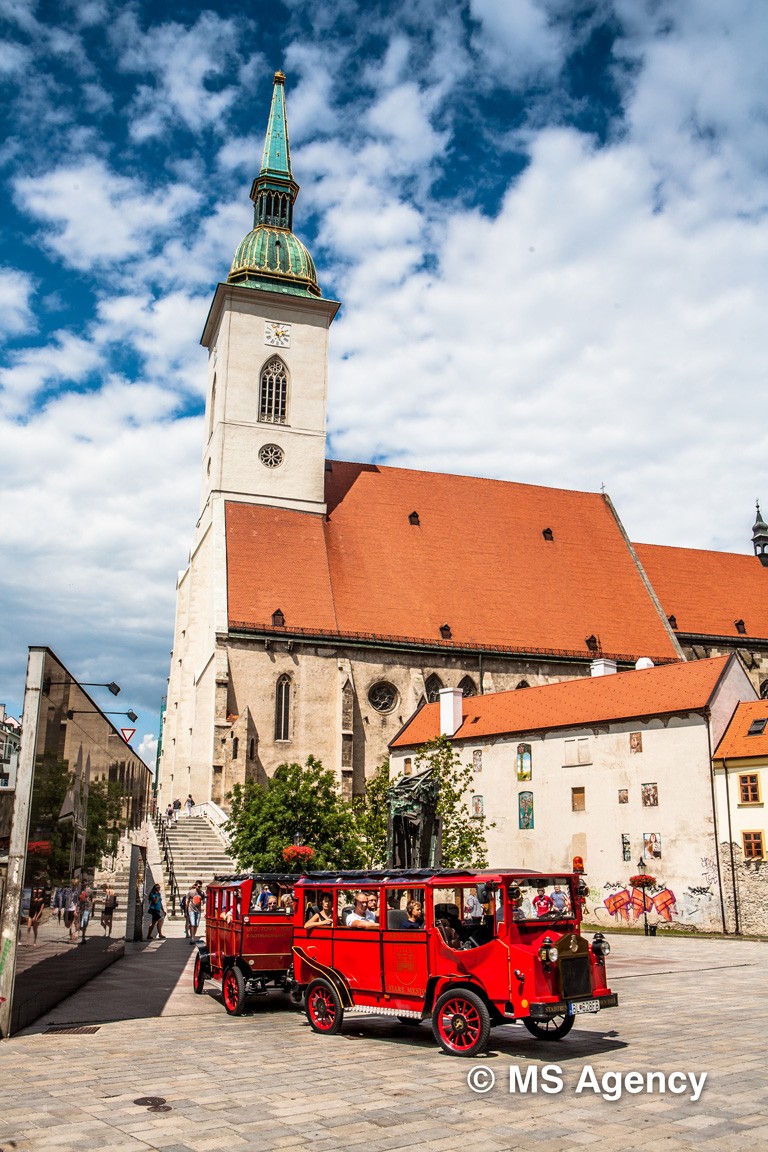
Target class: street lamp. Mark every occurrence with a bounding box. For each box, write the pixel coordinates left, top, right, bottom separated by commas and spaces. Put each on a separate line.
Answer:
44, 679, 121, 695
66, 709, 138, 723
637, 857, 651, 937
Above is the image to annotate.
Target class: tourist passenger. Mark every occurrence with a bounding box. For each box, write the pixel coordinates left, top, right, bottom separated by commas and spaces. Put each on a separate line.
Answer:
403, 900, 424, 929
266, 895, 279, 911
347, 893, 378, 930
305, 893, 333, 927
532, 887, 554, 917
550, 886, 570, 915
366, 892, 379, 922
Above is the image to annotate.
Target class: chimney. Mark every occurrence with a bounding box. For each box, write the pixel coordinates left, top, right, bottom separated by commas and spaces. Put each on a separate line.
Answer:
590, 658, 618, 677
439, 687, 463, 736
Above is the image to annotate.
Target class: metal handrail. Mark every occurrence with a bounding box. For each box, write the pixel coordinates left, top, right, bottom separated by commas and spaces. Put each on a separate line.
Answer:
154, 813, 181, 917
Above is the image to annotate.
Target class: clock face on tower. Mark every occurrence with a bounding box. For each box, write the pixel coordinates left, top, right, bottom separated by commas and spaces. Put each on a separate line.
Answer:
265, 320, 291, 348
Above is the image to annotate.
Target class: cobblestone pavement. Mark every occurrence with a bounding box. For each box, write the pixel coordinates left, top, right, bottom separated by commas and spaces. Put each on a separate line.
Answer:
0, 925, 764, 1152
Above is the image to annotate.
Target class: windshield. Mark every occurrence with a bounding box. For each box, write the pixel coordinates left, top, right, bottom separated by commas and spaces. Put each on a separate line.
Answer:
506, 877, 575, 922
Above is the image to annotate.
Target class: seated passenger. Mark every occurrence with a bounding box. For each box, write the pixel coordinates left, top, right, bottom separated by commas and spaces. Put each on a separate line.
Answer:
366, 892, 379, 922
305, 893, 333, 927
532, 887, 554, 917
346, 893, 379, 929
402, 900, 424, 929
436, 917, 462, 949
266, 895, 279, 912
463, 891, 483, 920
550, 885, 571, 915
281, 891, 295, 913
255, 883, 272, 910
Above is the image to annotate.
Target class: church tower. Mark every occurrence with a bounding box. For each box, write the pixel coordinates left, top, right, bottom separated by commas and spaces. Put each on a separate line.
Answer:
159, 73, 339, 811
198, 70, 339, 523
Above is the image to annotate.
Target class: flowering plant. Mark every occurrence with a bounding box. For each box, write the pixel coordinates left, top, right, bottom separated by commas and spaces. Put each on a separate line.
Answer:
629, 874, 656, 888
282, 845, 314, 866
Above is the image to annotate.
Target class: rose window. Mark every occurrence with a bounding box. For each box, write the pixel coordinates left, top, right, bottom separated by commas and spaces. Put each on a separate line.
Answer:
259, 444, 284, 468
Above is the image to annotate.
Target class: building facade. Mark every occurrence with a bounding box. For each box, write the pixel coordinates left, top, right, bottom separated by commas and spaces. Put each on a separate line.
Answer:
390, 655, 760, 932
159, 73, 768, 815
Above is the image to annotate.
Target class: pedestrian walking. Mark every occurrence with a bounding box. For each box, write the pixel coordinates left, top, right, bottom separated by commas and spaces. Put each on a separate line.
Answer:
77, 881, 93, 945
185, 794, 195, 818
146, 884, 166, 940
26, 886, 45, 946
172, 797, 181, 823
64, 884, 78, 941
101, 886, 118, 936
165, 803, 173, 828
186, 880, 204, 944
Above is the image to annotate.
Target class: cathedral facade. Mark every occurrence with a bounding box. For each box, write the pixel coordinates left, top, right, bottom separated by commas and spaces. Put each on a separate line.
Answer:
158, 74, 768, 812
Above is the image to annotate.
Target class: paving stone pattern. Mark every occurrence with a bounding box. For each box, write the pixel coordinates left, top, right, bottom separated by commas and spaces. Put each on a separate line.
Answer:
0, 925, 765, 1152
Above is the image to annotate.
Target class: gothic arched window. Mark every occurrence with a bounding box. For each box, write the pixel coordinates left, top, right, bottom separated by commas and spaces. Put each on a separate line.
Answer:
425, 674, 444, 703
275, 674, 291, 740
459, 676, 477, 698
259, 357, 288, 424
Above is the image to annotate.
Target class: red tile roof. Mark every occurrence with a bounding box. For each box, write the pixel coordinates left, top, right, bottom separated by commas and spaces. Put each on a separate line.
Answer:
391, 655, 733, 747
227, 462, 679, 662
634, 543, 768, 640
713, 700, 768, 760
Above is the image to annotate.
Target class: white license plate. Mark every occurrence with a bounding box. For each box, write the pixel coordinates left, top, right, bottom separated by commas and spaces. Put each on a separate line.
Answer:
569, 999, 600, 1015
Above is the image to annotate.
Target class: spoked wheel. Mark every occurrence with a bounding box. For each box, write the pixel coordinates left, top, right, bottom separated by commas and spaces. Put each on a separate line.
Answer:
522, 1012, 575, 1040
305, 979, 343, 1035
192, 951, 206, 995
432, 988, 490, 1057
222, 966, 246, 1016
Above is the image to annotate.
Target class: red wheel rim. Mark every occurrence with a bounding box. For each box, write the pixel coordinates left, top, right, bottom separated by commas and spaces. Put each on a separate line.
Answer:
223, 972, 238, 1011
437, 997, 482, 1052
309, 987, 337, 1031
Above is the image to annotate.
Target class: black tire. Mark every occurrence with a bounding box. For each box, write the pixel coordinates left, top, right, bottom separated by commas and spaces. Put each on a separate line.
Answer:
305, 979, 344, 1035
192, 951, 206, 995
222, 966, 246, 1016
522, 1012, 575, 1040
432, 988, 491, 1057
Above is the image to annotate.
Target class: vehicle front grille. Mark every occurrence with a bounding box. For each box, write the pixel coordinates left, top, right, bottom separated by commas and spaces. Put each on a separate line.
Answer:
560, 956, 592, 999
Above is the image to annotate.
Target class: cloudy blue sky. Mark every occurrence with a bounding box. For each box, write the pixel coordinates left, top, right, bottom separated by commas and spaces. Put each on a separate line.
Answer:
2, 0, 767, 762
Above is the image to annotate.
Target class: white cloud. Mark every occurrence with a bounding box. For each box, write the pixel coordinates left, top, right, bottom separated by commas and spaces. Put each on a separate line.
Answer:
113, 10, 246, 141
138, 733, 158, 766
0, 267, 35, 338
469, 0, 565, 81
0, 330, 100, 414
13, 159, 199, 272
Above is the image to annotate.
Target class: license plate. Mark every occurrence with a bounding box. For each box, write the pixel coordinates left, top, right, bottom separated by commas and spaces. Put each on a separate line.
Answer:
569, 999, 600, 1015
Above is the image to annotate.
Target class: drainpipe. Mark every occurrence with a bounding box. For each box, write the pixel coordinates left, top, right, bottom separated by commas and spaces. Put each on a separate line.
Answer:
721, 756, 740, 935
706, 717, 729, 934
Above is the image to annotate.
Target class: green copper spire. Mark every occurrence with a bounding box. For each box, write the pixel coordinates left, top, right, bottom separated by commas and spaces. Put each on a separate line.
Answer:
228, 71, 321, 298
259, 69, 292, 181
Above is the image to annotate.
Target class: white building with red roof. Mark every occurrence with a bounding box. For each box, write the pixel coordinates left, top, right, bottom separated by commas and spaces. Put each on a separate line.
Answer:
390, 655, 759, 932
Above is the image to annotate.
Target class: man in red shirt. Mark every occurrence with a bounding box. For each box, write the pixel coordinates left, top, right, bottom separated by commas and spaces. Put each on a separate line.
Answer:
533, 887, 553, 917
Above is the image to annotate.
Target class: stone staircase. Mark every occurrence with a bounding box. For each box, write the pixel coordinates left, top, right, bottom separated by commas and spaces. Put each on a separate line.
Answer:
160, 816, 237, 911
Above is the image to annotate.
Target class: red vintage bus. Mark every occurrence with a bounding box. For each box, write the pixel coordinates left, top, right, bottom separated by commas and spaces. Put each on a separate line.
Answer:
195, 868, 617, 1057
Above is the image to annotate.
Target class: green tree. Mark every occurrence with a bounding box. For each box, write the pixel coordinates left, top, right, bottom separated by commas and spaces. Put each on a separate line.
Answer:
355, 758, 396, 867
226, 756, 365, 872
414, 735, 491, 867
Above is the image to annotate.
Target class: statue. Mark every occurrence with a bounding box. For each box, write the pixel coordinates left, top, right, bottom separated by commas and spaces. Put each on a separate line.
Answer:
387, 767, 442, 868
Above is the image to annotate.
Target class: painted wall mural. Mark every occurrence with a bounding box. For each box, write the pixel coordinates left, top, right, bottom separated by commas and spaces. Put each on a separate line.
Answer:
518, 790, 533, 830
516, 743, 532, 781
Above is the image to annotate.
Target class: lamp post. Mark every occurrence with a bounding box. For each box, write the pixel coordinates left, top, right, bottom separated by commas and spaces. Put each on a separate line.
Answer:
637, 858, 651, 937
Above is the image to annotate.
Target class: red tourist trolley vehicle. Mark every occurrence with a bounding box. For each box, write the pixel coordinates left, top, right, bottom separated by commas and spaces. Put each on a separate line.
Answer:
194, 868, 618, 1057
